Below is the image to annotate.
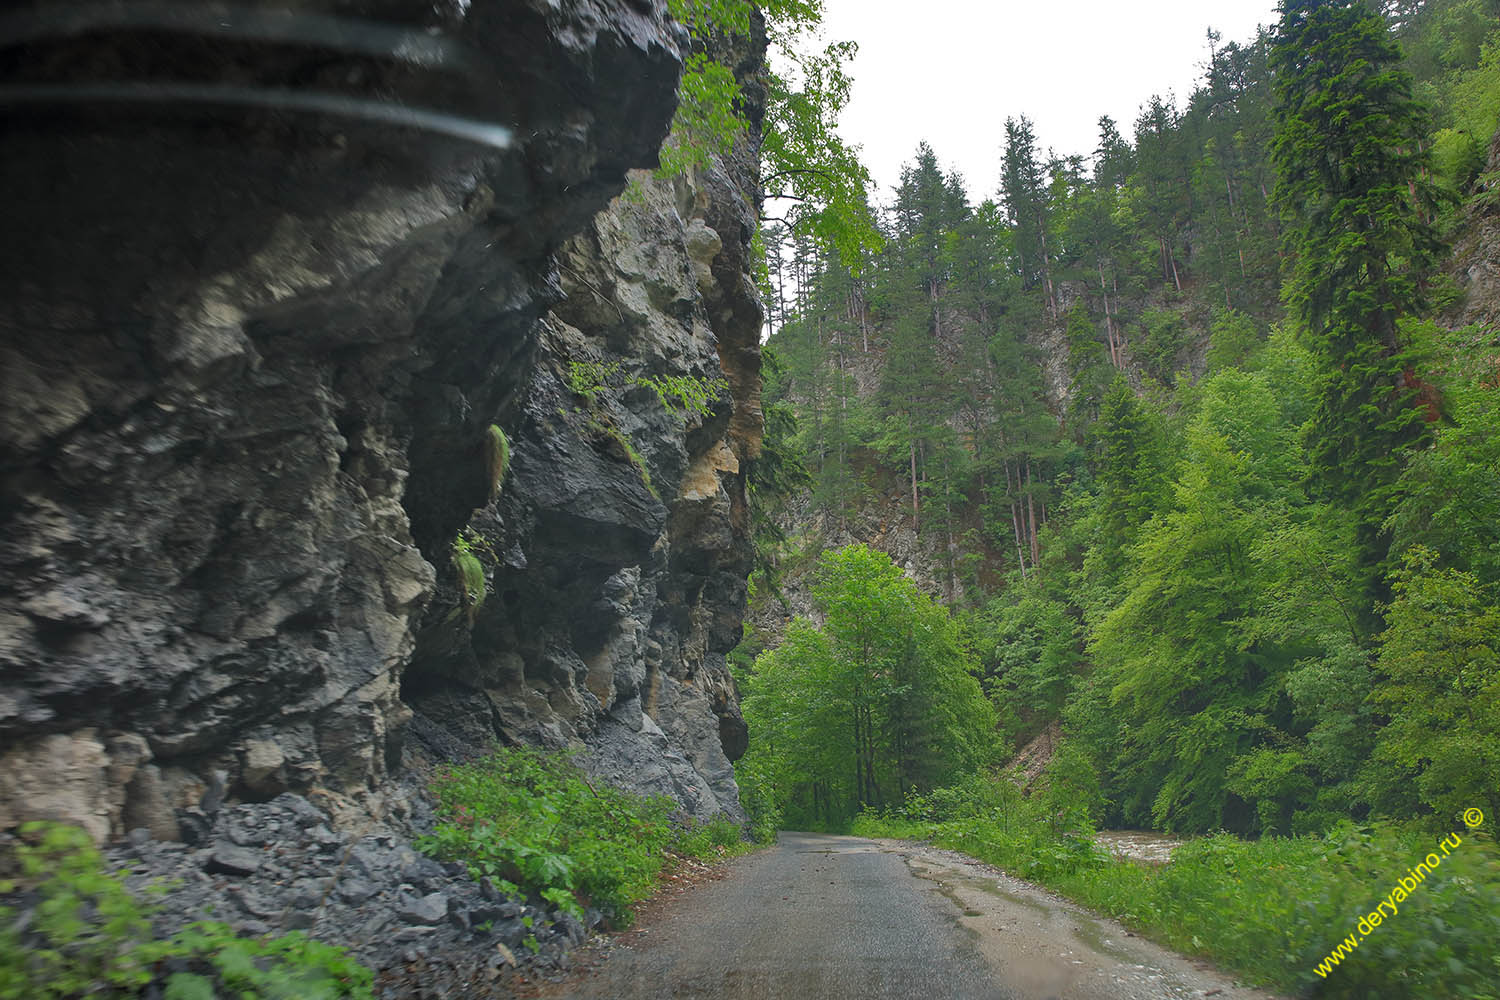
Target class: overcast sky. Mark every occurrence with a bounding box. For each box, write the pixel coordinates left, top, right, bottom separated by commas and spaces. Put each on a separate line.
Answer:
804, 0, 1282, 206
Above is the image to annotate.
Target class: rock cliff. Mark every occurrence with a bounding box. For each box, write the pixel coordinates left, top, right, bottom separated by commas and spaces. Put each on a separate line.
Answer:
0, 0, 762, 841
1450, 125, 1500, 332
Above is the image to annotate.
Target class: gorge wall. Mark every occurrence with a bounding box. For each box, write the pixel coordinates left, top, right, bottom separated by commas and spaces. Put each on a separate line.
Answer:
0, 0, 762, 842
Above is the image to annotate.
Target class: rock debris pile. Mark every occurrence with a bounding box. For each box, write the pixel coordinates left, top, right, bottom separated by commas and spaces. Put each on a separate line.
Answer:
83, 793, 590, 997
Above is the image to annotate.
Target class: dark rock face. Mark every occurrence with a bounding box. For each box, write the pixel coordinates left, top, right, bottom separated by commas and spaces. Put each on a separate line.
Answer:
0, 0, 761, 838
402, 27, 767, 821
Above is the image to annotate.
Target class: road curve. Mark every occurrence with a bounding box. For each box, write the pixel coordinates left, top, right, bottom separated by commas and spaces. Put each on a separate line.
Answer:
541, 832, 1284, 1000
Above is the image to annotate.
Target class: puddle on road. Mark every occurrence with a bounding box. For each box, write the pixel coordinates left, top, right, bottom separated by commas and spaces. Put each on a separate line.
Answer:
907, 862, 1045, 929
931, 869, 1051, 917
982, 884, 1051, 916
1069, 914, 1140, 963
905, 854, 1140, 966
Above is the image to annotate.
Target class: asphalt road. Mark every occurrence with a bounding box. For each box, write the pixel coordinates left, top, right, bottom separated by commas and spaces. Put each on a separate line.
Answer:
542, 833, 1284, 1000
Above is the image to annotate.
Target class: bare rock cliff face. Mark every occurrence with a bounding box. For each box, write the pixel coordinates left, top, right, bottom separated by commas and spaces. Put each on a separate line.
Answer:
403, 60, 766, 822
0, 0, 762, 840
1451, 125, 1500, 332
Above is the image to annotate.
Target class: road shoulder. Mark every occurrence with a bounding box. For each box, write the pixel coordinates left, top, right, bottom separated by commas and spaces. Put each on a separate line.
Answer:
874, 838, 1289, 1000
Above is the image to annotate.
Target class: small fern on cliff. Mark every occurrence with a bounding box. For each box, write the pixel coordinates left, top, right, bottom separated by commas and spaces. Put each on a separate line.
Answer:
485, 424, 511, 500
450, 530, 490, 625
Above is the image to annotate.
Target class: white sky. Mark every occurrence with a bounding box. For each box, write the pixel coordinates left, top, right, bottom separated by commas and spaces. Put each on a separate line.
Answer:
808, 0, 1282, 205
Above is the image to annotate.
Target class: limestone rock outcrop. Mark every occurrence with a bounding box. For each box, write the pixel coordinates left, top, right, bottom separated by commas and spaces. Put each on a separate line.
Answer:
0, 0, 762, 839
403, 60, 767, 820
1451, 125, 1500, 333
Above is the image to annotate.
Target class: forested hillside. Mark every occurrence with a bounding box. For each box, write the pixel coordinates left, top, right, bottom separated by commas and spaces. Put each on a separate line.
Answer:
736, 0, 1500, 842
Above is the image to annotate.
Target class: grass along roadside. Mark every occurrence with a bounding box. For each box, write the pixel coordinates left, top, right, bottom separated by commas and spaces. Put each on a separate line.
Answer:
415, 747, 757, 935
852, 800, 1500, 998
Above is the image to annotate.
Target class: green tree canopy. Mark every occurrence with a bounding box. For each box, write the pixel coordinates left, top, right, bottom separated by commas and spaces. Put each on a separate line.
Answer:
740, 545, 997, 827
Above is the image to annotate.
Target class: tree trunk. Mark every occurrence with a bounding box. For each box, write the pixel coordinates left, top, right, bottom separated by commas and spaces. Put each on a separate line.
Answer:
1039, 220, 1057, 319
909, 433, 920, 532
1026, 462, 1041, 568
1006, 461, 1028, 578
852, 706, 862, 807
1098, 260, 1120, 368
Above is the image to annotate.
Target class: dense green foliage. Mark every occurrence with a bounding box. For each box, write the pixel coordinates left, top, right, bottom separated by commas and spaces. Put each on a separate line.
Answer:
417, 748, 749, 928
565, 361, 726, 420
1272, 0, 1445, 570
853, 776, 1500, 999
725, 3, 1500, 992
738, 545, 997, 829
744, 0, 1500, 843
663, 0, 879, 264
0, 823, 372, 1000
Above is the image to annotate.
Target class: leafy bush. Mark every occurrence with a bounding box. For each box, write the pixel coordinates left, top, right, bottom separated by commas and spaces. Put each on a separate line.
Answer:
1205, 307, 1261, 372
731, 755, 783, 844
153, 925, 372, 1000
0, 822, 372, 1000
417, 748, 749, 927
1135, 307, 1189, 385
673, 815, 748, 859
566, 360, 623, 402
635, 374, 728, 419
890, 769, 1025, 824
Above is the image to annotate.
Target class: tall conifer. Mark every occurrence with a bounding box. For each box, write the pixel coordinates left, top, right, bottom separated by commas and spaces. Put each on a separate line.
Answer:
1269, 0, 1445, 568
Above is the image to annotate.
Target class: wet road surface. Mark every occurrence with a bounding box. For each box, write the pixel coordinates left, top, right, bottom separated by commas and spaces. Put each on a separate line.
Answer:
542, 832, 1284, 1000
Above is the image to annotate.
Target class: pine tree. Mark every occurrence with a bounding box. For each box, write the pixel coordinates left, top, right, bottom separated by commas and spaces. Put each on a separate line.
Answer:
1270, 0, 1446, 568
1134, 95, 1192, 292
1093, 377, 1172, 574
878, 145, 969, 530
1093, 116, 1135, 190
1001, 116, 1058, 316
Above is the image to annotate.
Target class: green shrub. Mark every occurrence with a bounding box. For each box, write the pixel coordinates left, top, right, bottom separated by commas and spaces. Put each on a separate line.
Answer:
1205, 307, 1262, 372
155, 924, 372, 1000
732, 755, 784, 844
417, 748, 749, 928
673, 815, 750, 858
566, 360, 623, 402
1136, 307, 1190, 385
635, 374, 728, 419
0, 823, 372, 1000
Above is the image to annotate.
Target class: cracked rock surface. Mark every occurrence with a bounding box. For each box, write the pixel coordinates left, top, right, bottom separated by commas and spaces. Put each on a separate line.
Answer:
1, 0, 764, 842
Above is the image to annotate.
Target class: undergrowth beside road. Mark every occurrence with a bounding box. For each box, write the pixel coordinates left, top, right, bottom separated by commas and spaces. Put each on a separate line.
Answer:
416, 747, 754, 929
0, 823, 373, 1000
852, 775, 1500, 999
